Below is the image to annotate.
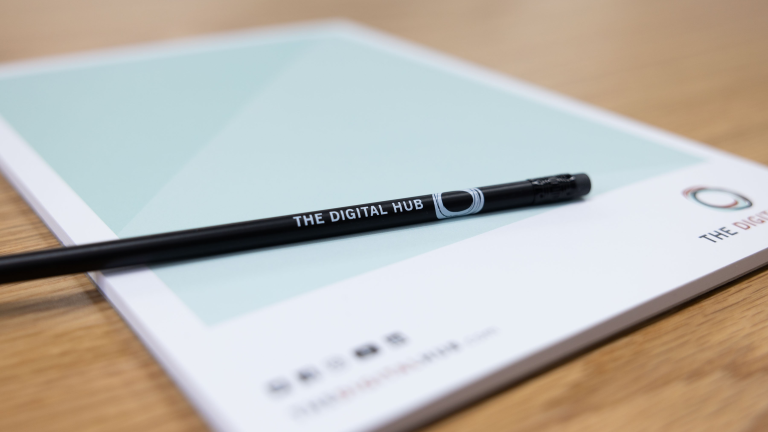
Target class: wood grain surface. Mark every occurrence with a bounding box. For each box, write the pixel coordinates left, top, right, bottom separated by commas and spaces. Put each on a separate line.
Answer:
1, 0, 768, 431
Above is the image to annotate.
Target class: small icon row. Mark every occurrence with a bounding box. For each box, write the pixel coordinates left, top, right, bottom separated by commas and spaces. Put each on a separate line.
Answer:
266, 332, 407, 396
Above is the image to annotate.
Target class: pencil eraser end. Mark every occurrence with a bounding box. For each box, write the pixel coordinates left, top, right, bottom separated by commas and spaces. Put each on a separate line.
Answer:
573, 173, 591, 197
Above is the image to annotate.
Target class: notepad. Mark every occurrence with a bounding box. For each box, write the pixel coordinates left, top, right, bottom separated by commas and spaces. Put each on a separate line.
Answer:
1, 21, 767, 432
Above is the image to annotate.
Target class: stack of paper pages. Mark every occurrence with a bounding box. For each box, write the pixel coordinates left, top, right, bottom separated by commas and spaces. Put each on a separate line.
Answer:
1, 21, 767, 432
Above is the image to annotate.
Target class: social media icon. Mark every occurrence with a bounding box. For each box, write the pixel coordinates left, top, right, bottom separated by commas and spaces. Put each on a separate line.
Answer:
266, 378, 291, 396
326, 357, 347, 371
354, 344, 379, 359
385, 332, 407, 346
297, 367, 321, 383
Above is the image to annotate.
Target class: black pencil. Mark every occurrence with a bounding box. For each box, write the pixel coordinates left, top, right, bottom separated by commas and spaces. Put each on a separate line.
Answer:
0, 173, 590, 283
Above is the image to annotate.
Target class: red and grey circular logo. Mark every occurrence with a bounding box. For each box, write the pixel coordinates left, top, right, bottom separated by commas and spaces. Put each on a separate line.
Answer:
683, 187, 752, 210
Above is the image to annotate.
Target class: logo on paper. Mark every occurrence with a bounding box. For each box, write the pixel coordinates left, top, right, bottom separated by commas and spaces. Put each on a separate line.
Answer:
683, 187, 752, 210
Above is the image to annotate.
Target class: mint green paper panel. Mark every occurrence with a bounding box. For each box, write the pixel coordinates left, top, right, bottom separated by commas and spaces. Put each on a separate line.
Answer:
0, 40, 311, 232
0, 33, 700, 324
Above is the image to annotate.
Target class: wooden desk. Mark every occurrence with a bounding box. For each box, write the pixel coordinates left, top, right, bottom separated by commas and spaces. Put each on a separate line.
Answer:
2, 0, 768, 430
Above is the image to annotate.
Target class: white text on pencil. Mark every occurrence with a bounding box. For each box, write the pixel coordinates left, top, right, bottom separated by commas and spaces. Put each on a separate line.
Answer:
292, 200, 424, 227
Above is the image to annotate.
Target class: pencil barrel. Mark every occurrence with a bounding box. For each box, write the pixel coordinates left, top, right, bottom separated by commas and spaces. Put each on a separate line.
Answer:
0, 174, 590, 283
